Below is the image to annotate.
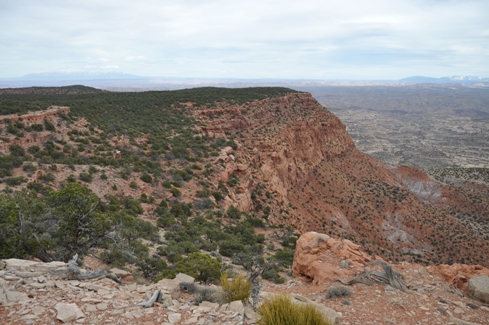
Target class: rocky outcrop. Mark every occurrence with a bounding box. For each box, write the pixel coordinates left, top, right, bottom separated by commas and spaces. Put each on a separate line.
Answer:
432, 263, 489, 292
0, 106, 69, 125
0, 258, 255, 324
467, 276, 489, 303
292, 232, 372, 285
393, 166, 444, 203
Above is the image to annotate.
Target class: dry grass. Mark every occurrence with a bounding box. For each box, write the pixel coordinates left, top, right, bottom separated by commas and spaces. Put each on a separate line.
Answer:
221, 273, 252, 303
258, 294, 332, 325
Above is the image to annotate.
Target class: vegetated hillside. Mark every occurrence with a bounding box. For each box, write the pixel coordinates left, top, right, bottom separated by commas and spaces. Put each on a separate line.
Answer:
0, 85, 106, 96
0, 86, 487, 282
0, 86, 301, 283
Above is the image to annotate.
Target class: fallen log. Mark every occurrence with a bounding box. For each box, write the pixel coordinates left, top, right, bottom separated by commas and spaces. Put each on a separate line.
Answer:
137, 290, 161, 308
50, 254, 121, 284
335, 260, 408, 291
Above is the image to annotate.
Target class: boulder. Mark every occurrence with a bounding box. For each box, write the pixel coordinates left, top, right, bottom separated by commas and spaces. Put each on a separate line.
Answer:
467, 275, 489, 303
55, 303, 84, 323
292, 231, 371, 284
174, 273, 195, 284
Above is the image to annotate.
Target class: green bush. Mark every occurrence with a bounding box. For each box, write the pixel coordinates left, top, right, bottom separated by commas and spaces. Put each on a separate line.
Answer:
22, 163, 37, 172
174, 252, 222, 283
140, 174, 152, 183
5, 176, 26, 186
170, 187, 182, 197
31, 124, 44, 132
273, 249, 295, 268
219, 240, 245, 257
43, 118, 55, 131
258, 294, 331, 325
129, 181, 138, 189
212, 191, 224, 202
136, 255, 168, 280
221, 273, 251, 303
9, 144, 25, 157
226, 206, 241, 219
79, 172, 93, 183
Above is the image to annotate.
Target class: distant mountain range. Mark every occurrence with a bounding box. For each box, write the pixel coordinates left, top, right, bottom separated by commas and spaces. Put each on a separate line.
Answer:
399, 76, 489, 83
16, 72, 144, 80
1, 72, 488, 90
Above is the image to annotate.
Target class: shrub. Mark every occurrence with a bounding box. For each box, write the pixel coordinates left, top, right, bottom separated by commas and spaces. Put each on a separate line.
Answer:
170, 187, 181, 197
79, 172, 93, 183
39, 172, 55, 184
219, 240, 245, 258
193, 198, 214, 210
175, 252, 222, 283
273, 249, 295, 268
129, 181, 138, 189
140, 173, 152, 183
196, 189, 210, 198
9, 144, 25, 157
258, 294, 331, 325
43, 118, 55, 131
22, 163, 37, 172
179, 282, 197, 294
31, 124, 43, 132
221, 273, 251, 303
212, 191, 224, 202
28, 146, 40, 154
325, 286, 352, 300
226, 206, 241, 219
5, 176, 25, 186
194, 287, 224, 304
136, 255, 168, 280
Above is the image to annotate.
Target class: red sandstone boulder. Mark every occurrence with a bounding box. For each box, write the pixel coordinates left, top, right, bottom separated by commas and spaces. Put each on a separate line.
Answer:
292, 231, 372, 285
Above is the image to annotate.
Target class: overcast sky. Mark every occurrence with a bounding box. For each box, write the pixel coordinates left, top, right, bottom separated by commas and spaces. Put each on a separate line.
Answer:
1, 0, 488, 80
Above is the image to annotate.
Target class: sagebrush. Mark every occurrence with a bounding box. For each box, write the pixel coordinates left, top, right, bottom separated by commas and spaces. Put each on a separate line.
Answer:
325, 286, 352, 300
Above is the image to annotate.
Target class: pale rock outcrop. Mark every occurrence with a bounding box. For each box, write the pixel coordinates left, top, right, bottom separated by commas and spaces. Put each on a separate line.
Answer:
466, 275, 489, 303
292, 231, 371, 284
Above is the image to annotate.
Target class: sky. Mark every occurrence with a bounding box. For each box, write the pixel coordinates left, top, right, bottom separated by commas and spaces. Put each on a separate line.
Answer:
0, 0, 488, 80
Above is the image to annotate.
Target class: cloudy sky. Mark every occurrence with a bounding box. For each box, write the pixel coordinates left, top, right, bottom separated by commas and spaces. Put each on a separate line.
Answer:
1, 0, 488, 80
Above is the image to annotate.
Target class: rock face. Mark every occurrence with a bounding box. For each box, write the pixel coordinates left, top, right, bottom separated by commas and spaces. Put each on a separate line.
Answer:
467, 276, 489, 303
193, 92, 489, 267
292, 232, 372, 284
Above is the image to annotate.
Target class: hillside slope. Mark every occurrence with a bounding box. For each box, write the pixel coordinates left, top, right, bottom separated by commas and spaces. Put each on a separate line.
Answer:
192, 92, 489, 266
0, 86, 487, 270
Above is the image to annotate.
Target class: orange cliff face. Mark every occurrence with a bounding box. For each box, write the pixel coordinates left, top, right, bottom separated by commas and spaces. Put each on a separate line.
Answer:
193, 92, 489, 267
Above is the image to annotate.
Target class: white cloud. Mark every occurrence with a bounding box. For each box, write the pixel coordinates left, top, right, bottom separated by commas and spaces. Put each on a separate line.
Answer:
0, 0, 488, 79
